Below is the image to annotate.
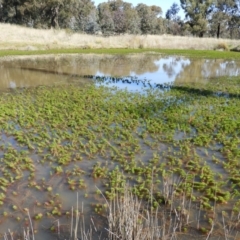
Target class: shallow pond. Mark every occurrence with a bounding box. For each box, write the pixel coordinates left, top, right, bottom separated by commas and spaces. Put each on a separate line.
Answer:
0, 54, 240, 91
0, 54, 240, 240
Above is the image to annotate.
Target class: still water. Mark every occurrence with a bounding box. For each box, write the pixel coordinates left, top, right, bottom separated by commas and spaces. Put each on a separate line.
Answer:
0, 54, 239, 239
0, 54, 239, 91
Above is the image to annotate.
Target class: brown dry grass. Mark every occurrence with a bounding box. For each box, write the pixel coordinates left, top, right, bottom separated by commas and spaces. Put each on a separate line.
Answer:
0, 23, 239, 51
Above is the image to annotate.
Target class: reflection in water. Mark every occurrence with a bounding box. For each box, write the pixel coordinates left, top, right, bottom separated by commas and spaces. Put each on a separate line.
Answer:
0, 54, 239, 91
175, 59, 240, 84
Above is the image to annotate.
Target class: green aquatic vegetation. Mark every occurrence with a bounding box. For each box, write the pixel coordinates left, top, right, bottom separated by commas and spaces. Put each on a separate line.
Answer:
104, 167, 126, 199
53, 166, 63, 175
193, 134, 213, 147
51, 207, 62, 216
0, 75, 239, 237
3, 211, 8, 217
78, 179, 86, 189
34, 213, 43, 220
92, 162, 108, 179
12, 205, 18, 210
66, 166, 85, 177
92, 203, 106, 215
47, 186, 52, 192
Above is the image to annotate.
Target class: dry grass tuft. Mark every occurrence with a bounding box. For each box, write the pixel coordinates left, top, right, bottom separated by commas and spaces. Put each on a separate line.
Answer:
0, 23, 239, 50
105, 188, 165, 240
214, 42, 230, 51
4, 183, 240, 240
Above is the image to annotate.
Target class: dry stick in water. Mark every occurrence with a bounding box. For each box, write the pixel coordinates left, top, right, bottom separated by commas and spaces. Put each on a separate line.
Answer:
233, 213, 240, 239
98, 187, 121, 240
3, 233, 7, 240
222, 210, 238, 240
71, 206, 73, 238
170, 214, 178, 240
57, 219, 60, 237
162, 210, 166, 238
74, 192, 80, 240
225, 210, 240, 240
206, 216, 214, 240
161, 175, 174, 238
222, 212, 228, 240
187, 177, 195, 225
197, 202, 201, 230
25, 209, 35, 240
80, 203, 83, 240
91, 217, 97, 232
8, 229, 13, 240
23, 228, 30, 240
99, 183, 207, 240
206, 185, 217, 240
81, 202, 91, 240
168, 180, 175, 237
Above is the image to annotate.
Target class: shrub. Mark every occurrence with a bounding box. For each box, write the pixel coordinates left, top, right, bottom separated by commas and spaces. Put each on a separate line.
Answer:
214, 42, 229, 51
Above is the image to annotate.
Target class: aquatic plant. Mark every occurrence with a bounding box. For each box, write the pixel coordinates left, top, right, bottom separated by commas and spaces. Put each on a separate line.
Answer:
0, 73, 239, 238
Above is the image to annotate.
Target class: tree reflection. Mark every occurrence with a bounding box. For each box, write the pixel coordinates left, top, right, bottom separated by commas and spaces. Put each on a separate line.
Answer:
175, 59, 240, 84
0, 55, 240, 90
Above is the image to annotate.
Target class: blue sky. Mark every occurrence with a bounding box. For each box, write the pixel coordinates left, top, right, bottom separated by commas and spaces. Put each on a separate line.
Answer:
93, 0, 185, 18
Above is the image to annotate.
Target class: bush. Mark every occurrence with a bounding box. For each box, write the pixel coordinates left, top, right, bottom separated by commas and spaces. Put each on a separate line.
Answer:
214, 42, 229, 51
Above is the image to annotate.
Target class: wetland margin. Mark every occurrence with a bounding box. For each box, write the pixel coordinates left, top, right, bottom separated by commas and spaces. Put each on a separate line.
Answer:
0, 49, 240, 240
0, 48, 240, 60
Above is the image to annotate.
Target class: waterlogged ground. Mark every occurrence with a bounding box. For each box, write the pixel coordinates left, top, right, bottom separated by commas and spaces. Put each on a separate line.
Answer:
0, 55, 240, 239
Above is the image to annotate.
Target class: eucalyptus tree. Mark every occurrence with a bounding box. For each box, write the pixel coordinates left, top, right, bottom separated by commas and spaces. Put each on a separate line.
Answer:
0, 0, 4, 22
70, 0, 99, 33
0, 0, 78, 28
155, 17, 167, 34
166, 3, 183, 35
98, 2, 115, 34
230, 18, 240, 39
136, 3, 162, 34
123, 2, 141, 34
224, 0, 240, 38
80, 8, 100, 33
150, 5, 162, 17
0, 0, 19, 23
39, 0, 80, 28
0, 0, 36, 24
108, 0, 126, 34
166, 3, 180, 21
108, 0, 140, 34
208, 0, 238, 38
180, 0, 214, 37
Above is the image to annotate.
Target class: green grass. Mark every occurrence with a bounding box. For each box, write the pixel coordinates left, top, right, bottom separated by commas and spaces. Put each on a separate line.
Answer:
0, 48, 239, 59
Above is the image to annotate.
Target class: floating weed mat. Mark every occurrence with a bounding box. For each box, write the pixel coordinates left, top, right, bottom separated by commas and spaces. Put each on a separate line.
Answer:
0, 81, 240, 239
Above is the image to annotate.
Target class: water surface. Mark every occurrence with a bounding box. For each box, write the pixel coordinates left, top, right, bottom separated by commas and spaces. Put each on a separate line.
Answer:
0, 54, 239, 91
0, 54, 240, 239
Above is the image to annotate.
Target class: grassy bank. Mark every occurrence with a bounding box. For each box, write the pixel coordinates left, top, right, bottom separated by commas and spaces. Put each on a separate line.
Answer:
0, 48, 240, 60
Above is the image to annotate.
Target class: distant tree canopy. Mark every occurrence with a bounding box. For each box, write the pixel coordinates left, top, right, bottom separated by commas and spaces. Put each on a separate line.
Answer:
209, 0, 240, 38
0, 0, 239, 38
180, 0, 240, 38
0, 0, 79, 28
165, 3, 184, 35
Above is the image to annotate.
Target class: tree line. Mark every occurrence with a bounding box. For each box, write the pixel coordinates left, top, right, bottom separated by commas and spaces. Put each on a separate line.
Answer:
0, 0, 239, 39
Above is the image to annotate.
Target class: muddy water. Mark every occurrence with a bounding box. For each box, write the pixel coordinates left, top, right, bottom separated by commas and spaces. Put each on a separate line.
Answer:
0, 54, 240, 239
0, 54, 239, 91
